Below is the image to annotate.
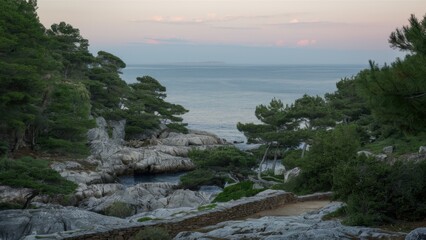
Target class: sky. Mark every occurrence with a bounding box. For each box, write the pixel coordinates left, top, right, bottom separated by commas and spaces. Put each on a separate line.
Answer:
36, 0, 426, 65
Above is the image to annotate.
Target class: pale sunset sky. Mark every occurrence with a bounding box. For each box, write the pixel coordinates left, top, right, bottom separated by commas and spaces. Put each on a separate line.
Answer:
37, 0, 426, 64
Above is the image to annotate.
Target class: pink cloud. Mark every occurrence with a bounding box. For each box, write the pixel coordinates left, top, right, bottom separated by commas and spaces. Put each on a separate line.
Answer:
144, 38, 161, 45
149, 15, 187, 23
151, 16, 164, 22
297, 39, 317, 46
275, 40, 285, 47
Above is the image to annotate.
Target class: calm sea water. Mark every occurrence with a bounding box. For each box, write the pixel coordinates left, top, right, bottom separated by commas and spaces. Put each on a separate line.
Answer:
121, 64, 366, 143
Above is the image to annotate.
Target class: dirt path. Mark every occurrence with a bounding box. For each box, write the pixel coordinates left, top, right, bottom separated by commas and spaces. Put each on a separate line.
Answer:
245, 200, 332, 219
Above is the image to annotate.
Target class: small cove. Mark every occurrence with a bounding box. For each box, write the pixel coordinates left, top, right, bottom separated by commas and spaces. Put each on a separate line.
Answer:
118, 172, 223, 195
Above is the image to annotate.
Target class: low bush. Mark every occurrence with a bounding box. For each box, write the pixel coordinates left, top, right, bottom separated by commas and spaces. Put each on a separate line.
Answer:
130, 227, 171, 240
37, 137, 90, 156
0, 157, 77, 195
104, 201, 134, 218
182, 147, 257, 190
322, 206, 347, 221
189, 147, 256, 173
213, 181, 264, 202
197, 203, 217, 211
333, 156, 426, 226
179, 169, 224, 190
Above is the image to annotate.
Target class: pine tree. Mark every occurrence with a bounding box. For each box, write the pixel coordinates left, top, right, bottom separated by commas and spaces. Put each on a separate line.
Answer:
357, 14, 426, 133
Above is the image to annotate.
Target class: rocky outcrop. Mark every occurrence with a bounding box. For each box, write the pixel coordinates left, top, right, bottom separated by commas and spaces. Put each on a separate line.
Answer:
51, 161, 114, 185
0, 207, 129, 240
174, 202, 405, 240
74, 183, 126, 200
77, 182, 209, 213
0, 185, 33, 206
52, 117, 227, 185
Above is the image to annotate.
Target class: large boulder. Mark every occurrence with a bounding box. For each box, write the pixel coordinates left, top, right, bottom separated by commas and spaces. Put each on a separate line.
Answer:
0, 207, 128, 240
74, 183, 125, 200
118, 147, 195, 173
159, 130, 226, 146
406, 228, 426, 240
51, 161, 114, 185
164, 189, 209, 208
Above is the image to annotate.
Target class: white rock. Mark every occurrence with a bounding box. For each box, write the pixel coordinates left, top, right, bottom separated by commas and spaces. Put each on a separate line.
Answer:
284, 167, 301, 183
274, 164, 286, 176
382, 146, 394, 155
357, 150, 374, 157
0, 186, 33, 205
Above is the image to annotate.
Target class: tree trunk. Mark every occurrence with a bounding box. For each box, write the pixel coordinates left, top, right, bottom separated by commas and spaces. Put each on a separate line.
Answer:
301, 142, 307, 158
258, 143, 271, 181
11, 129, 25, 152
272, 147, 278, 174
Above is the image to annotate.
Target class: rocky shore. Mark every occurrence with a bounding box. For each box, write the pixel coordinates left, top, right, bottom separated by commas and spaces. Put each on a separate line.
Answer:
2, 191, 422, 240
0, 117, 425, 240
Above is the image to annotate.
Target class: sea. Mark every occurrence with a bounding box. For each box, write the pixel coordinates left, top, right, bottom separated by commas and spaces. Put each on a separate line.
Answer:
121, 64, 366, 144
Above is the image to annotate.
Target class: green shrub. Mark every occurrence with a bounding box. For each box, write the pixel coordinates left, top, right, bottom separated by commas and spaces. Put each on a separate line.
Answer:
189, 147, 256, 173
0, 141, 8, 157
104, 201, 134, 218
322, 206, 347, 221
363, 132, 426, 155
0, 157, 77, 195
37, 137, 90, 156
179, 169, 224, 190
333, 156, 426, 226
213, 181, 264, 202
197, 203, 217, 211
291, 125, 360, 193
131, 227, 171, 240
281, 149, 303, 169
